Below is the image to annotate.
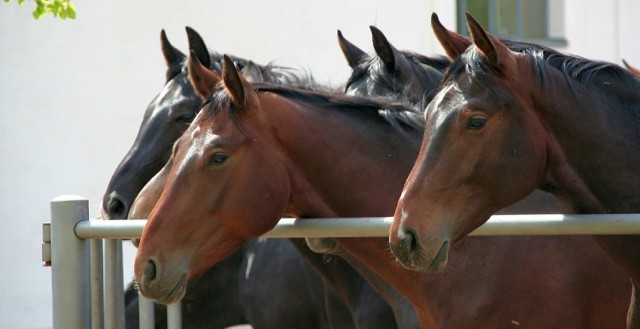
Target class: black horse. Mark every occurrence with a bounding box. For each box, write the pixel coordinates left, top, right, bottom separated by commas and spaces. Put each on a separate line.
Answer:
340, 26, 448, 105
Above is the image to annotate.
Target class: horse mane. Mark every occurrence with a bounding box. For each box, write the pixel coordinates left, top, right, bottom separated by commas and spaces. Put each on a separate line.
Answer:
446, 39, 640, 105
259, 83, 424, 130
406, 52, 451, 72
166, 51, 329, 93
345, 50, 448, 104
258, 62, 333, 93
204, 82, 424, 133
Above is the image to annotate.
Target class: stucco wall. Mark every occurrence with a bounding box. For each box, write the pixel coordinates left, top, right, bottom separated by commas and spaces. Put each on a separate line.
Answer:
0, 1, 637, 328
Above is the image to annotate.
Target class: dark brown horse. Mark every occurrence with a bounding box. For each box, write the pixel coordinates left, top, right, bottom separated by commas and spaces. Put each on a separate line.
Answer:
390, 13, 640, 327
134, 53, 630, 328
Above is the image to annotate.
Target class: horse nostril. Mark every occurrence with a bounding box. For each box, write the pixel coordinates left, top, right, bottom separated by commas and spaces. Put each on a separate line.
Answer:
105, 194, 128, 219
144, 259, 157, 283
402, 228, 419, 253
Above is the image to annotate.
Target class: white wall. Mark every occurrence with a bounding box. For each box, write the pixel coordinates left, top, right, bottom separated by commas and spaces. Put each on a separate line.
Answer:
562, 0, 640, 65
0, 1, 449, 328
1, 1, 637, 328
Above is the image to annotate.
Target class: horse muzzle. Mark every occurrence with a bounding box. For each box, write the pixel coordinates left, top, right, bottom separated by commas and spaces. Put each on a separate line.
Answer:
135, 256, 189, 305
390, 227, 451, 272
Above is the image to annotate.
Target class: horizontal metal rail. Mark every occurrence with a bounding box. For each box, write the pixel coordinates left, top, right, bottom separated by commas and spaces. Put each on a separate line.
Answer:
75, 213, 640, 240
49, 196, 640, 329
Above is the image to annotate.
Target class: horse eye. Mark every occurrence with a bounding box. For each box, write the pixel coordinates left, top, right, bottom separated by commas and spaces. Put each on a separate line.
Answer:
466, 117, 487, 130
174, 113, 195, 123
208, 153, 229, 166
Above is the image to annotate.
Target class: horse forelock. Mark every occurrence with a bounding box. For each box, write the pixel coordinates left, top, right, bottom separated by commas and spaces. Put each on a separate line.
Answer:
440, 48, 492, 96
167, 51, 225, 83
198, 83, 253, 137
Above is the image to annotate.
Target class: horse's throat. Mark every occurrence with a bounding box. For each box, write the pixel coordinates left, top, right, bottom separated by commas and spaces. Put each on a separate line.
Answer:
540, 138, 608, 214
285, 168, 338, 218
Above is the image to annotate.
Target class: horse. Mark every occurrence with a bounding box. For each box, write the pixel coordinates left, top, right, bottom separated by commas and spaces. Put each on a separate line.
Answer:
390, 12, 640, 328
103, 27, 390, 328
102, 28, 317, 220
103, 27, 403, 328
339, 26, 448, 105
133, 53, 630, 328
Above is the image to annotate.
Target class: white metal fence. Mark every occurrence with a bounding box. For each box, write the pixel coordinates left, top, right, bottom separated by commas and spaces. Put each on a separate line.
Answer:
44, 195, 640, 329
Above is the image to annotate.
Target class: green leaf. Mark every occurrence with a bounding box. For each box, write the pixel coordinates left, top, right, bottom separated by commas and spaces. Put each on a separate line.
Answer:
66, 2, 75, 19
33, 7, 43, 19
8, 0, 77, 20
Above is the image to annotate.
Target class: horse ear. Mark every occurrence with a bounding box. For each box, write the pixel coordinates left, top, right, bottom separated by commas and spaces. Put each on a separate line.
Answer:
185, 26, 211, 69
337, 30, 368, 68
160, 29, 186, 67
241, 61, 264, 83
222, 55, 247, 108
188, 50, 220, 101
370, 26, 397, 71
623, 59, 640, 77
431, 13, 471, 60
466, 12, 513, 71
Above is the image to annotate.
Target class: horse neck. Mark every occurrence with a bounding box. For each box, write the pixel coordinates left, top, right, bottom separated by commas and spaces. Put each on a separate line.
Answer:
533, 71, 640, 212
255, 93, 443, 314
259, 93, 422, 218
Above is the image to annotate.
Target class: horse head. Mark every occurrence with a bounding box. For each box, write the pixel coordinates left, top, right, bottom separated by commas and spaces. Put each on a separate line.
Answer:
390, 13, 546, 272
134, 55, 291, 303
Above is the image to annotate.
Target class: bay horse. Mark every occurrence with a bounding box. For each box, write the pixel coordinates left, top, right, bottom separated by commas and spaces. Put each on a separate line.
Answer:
339, 26, 448, 105
390, 12, 640, 327
134, 53, 630, 328
104, 27, 402, 328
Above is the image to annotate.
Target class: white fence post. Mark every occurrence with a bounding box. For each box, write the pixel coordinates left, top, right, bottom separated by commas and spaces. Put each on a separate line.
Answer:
104, 239, 125, 329
90, 237, 105, 329
138, 293, 155, 329
167, 303, 183, 329
50, 195, 91, 329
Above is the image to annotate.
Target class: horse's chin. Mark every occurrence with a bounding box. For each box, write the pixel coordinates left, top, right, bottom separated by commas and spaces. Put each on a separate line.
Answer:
138, 272, 188, 305
305, 237, 346, 255
396, 240, 450, 273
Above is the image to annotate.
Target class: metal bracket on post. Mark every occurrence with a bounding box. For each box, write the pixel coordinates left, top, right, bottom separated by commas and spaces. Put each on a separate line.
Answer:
50, 195, 91, 329
42, 223, 51, 267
